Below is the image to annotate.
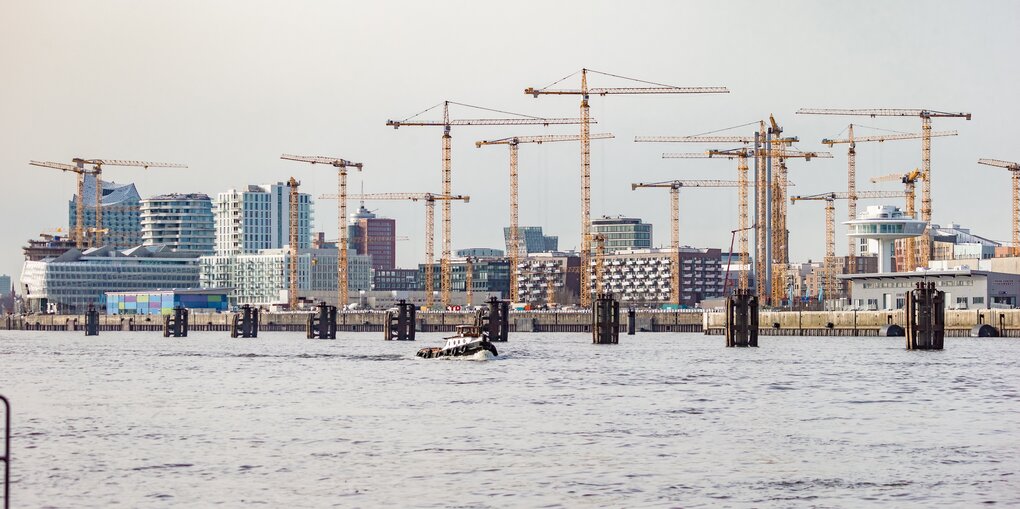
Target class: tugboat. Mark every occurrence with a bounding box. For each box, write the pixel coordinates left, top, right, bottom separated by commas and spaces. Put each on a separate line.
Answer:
416, 324, 499, 359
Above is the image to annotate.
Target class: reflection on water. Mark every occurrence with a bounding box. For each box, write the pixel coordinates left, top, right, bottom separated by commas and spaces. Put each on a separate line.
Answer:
1, 331, 1018, 507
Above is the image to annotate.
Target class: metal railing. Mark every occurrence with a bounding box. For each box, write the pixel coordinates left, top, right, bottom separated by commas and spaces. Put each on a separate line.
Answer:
1, 394, 8, 509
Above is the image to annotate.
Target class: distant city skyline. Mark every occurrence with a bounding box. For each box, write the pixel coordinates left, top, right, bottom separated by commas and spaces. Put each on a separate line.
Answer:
3, 1, 1017, 281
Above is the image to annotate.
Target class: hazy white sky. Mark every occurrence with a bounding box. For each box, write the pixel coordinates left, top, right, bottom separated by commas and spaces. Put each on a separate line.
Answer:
1, 0, 1017, 279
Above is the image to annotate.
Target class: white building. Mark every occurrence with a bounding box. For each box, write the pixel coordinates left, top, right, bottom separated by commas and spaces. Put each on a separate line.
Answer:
20, 245, 201, 314
200, 248, 371, 307
215, 183, 312, 256
846, 205, 926, 273
141, 193, 215, 254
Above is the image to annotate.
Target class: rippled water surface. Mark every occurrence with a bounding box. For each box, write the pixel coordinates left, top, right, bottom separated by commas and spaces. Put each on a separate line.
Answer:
1, 331, 1018, 507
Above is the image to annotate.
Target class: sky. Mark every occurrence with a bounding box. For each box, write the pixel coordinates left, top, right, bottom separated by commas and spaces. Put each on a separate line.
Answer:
1, 0, 1017, 281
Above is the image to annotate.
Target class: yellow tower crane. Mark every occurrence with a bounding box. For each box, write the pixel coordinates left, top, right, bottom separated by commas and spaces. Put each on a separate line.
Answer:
818, 128, 957, 272
630, 179, 755, 306
281, 154, 363, 309
72, 158, 187, 247
638, 132, 797, 295
29, 160, 94, 249
326, 192, 470, 309
791, 190, 907, 304
286, 177, 301, 309
386, 101, 585, 308
871, 169, 923, 269
525, 69, 729, 307
797, 108, 970, 270
978, 158, 1020, 255
476, 132, 614, 303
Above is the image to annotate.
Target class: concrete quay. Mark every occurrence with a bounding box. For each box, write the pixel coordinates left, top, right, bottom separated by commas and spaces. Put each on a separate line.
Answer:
4, 309, 1018, 337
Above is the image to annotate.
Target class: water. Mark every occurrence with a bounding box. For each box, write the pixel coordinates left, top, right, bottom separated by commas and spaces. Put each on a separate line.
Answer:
1, 331, 1018, 508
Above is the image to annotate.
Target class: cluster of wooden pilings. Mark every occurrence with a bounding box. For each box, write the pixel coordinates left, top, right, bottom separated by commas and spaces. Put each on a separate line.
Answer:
306, 302, 338, 339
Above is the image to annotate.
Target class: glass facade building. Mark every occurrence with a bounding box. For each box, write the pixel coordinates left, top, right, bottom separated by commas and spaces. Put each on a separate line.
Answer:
67, 176, 142, 249
590, 216, 653, 253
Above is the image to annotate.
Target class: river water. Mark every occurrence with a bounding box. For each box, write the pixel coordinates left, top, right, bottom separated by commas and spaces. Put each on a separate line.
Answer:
1, 331, 1018, 508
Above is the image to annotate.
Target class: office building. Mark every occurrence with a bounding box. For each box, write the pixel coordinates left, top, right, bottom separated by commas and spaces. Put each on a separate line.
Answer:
19, 245, 201, 314
68, 176, 142, 249
200, 247, 370, 307
373, 268, 422, 291
349, 204, 395, 270
842, 269, 1020, 310
214, 183, 312, 256
504, 226, 558, 254
591, 216, 653, 253
141, 193, 215, 254
419, 258, 512, 299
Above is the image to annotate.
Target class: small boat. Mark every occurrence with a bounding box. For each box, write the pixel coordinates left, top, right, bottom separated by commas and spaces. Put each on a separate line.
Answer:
416, 325, 499, 359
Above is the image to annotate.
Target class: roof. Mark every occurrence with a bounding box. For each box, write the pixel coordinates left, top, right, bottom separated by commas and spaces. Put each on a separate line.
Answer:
75, 177, 141, 207
105, 287, 233, 296
144, 193, 211, 201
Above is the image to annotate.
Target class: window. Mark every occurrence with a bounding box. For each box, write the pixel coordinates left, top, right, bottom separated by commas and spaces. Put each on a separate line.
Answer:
973, 297, 985, 304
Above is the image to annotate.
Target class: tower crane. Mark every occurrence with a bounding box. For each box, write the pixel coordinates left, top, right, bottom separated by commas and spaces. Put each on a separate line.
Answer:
797, 108, 970, 270
525, 68, 728, 307
29, 160, 94, 248
871, 169, 923, 269
386, 101, 585, 308
639, 132, 797, 295
977, 158, 1020, 255
324, 192, 470, 309
790, 190, 907, 303
281, 154, 363, 309
630, 179, 748, 306
475, 132, 614, 302
818, 127, 957, 272
286, 178, 301, 309
72, 158, 187, 247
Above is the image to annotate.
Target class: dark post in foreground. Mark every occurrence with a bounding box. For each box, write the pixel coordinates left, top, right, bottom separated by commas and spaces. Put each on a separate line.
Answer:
592, 293, 620, 344
384, 299, 416, 341
1, 394, 9, 509
905, 282, 945, 350
163, 306, 189, 338
307, 301, 338, 339
231, 304, 259, 338
482, 296, 510, 342
84, 304, 99, 336
626, 308, 636, 335
726, 289, 759, 347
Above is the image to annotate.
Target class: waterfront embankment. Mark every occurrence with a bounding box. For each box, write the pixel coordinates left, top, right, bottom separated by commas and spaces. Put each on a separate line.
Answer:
5, 308, 1020, 336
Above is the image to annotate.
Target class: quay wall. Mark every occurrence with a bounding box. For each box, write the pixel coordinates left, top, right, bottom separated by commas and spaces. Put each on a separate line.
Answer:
4, 309, 1019, 336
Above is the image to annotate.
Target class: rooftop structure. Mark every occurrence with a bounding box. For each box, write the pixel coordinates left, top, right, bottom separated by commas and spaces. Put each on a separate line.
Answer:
590, 216, 653, 253
846, 205, 926, 273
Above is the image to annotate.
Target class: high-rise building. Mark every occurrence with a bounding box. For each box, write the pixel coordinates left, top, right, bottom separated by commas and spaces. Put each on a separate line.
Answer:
19, 245, 201, 314
141, 193, 215, 254
67, 175, 142, 249
503, 226, 558, 254
349, 204, 395, 270
516, 252, 582, 306
214, 183, 312, 256
595, 247, 723, 307
590, 216, 653, 253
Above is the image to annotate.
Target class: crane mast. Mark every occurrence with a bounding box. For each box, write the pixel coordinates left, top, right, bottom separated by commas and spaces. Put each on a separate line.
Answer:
334, 192, 470, 309
476, 133, 613, 303
978, 159, 1020, 255
792, 190, 907, 302
798, 108, 969, 271
281, 154, 363, 310
387, 102, 584, 308
73, 158, 187, 247
30, 160, 92, 249
287, 177, 301, 309
525, 68, 728, 307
